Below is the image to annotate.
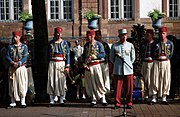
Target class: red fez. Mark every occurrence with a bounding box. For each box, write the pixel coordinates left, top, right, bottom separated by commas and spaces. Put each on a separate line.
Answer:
159, 26, 167, 32
54, 27, 62, 33
87, 30, 95, 36
146, 29, 154, 35
12, 31, 21, 37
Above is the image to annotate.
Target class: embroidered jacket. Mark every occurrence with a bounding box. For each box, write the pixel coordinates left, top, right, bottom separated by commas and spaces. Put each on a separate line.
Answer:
48, 39, 70, 68
153, 39, 174, 60
6, 43, 28, 67
82, 41, 105, 62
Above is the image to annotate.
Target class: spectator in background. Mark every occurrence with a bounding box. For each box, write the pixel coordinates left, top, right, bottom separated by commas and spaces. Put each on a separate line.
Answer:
167, 35, 180, 99
95, 30, 110, 93
20, 35, 35, 105
72, 39, 85, 99
65, 41, 77, 100
141, 29, 155, 103
72, 40, 83, 65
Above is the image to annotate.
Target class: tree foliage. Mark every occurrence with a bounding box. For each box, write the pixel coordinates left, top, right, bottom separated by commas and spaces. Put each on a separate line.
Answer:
131, 24, 146, 76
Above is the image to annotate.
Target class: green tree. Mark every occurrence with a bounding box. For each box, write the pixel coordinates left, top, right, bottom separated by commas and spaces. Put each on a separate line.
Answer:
131, 24, 146, 76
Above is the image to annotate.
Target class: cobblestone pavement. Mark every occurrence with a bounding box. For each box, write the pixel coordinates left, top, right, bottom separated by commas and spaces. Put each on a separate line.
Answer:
0, 99, 180, 117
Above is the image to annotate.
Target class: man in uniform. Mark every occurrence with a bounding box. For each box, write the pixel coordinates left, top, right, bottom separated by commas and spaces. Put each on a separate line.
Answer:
72, 40, 83, 65
6, 31, 28, 108
72, 40, 85, 99
95, 30, 110, 93
82, 30, 107, 106
150, 26, 174, 105
47, 27, 70, 106
110, 29, 135, 109
20, 35, 35, 105
141, 29, 154, 102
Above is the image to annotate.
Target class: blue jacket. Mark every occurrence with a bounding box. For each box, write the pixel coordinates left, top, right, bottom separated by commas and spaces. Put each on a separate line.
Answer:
82, 41, 105, 62
110, 41, 135, 75
6, 43, 28, 67
48, 39, 70, 68
153, 39, 174, 60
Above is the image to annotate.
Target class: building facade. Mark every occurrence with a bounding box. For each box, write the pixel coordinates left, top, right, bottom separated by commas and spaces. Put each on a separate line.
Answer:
0, 0, 180, 39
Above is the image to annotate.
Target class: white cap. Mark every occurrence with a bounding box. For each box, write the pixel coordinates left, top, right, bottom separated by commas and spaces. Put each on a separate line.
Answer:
118, 29, 128, 35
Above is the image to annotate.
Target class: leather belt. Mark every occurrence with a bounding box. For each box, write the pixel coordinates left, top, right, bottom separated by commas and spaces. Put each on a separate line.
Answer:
50, 59, 64, 62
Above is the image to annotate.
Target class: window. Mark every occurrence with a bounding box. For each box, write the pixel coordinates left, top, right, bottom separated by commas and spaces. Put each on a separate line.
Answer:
0, 0, 22, 20
49, 0, 73, 21
169, 0, 179, 17
109, 0, 134, 20
14, 0, 22, 20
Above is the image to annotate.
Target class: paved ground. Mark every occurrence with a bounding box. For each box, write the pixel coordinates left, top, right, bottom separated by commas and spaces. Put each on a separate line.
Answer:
1, 98, 180, 117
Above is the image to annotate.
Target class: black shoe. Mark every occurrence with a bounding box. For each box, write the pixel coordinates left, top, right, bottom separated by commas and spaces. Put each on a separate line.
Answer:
102, 102, 108, 106
90, 103, 96, 106
59, 103, 65, 107
20, 105, 27, 108
149, 101, 157, 105
90, 101, 97, 106
126, 105, 133, 109
161, 101, 169, 105
6, 106, 15, 109
90, 102, 97, 107
144, 98, 149, 104
112, 105, 120, 109
63, 99, 67, 103
48, 104, 54, 107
